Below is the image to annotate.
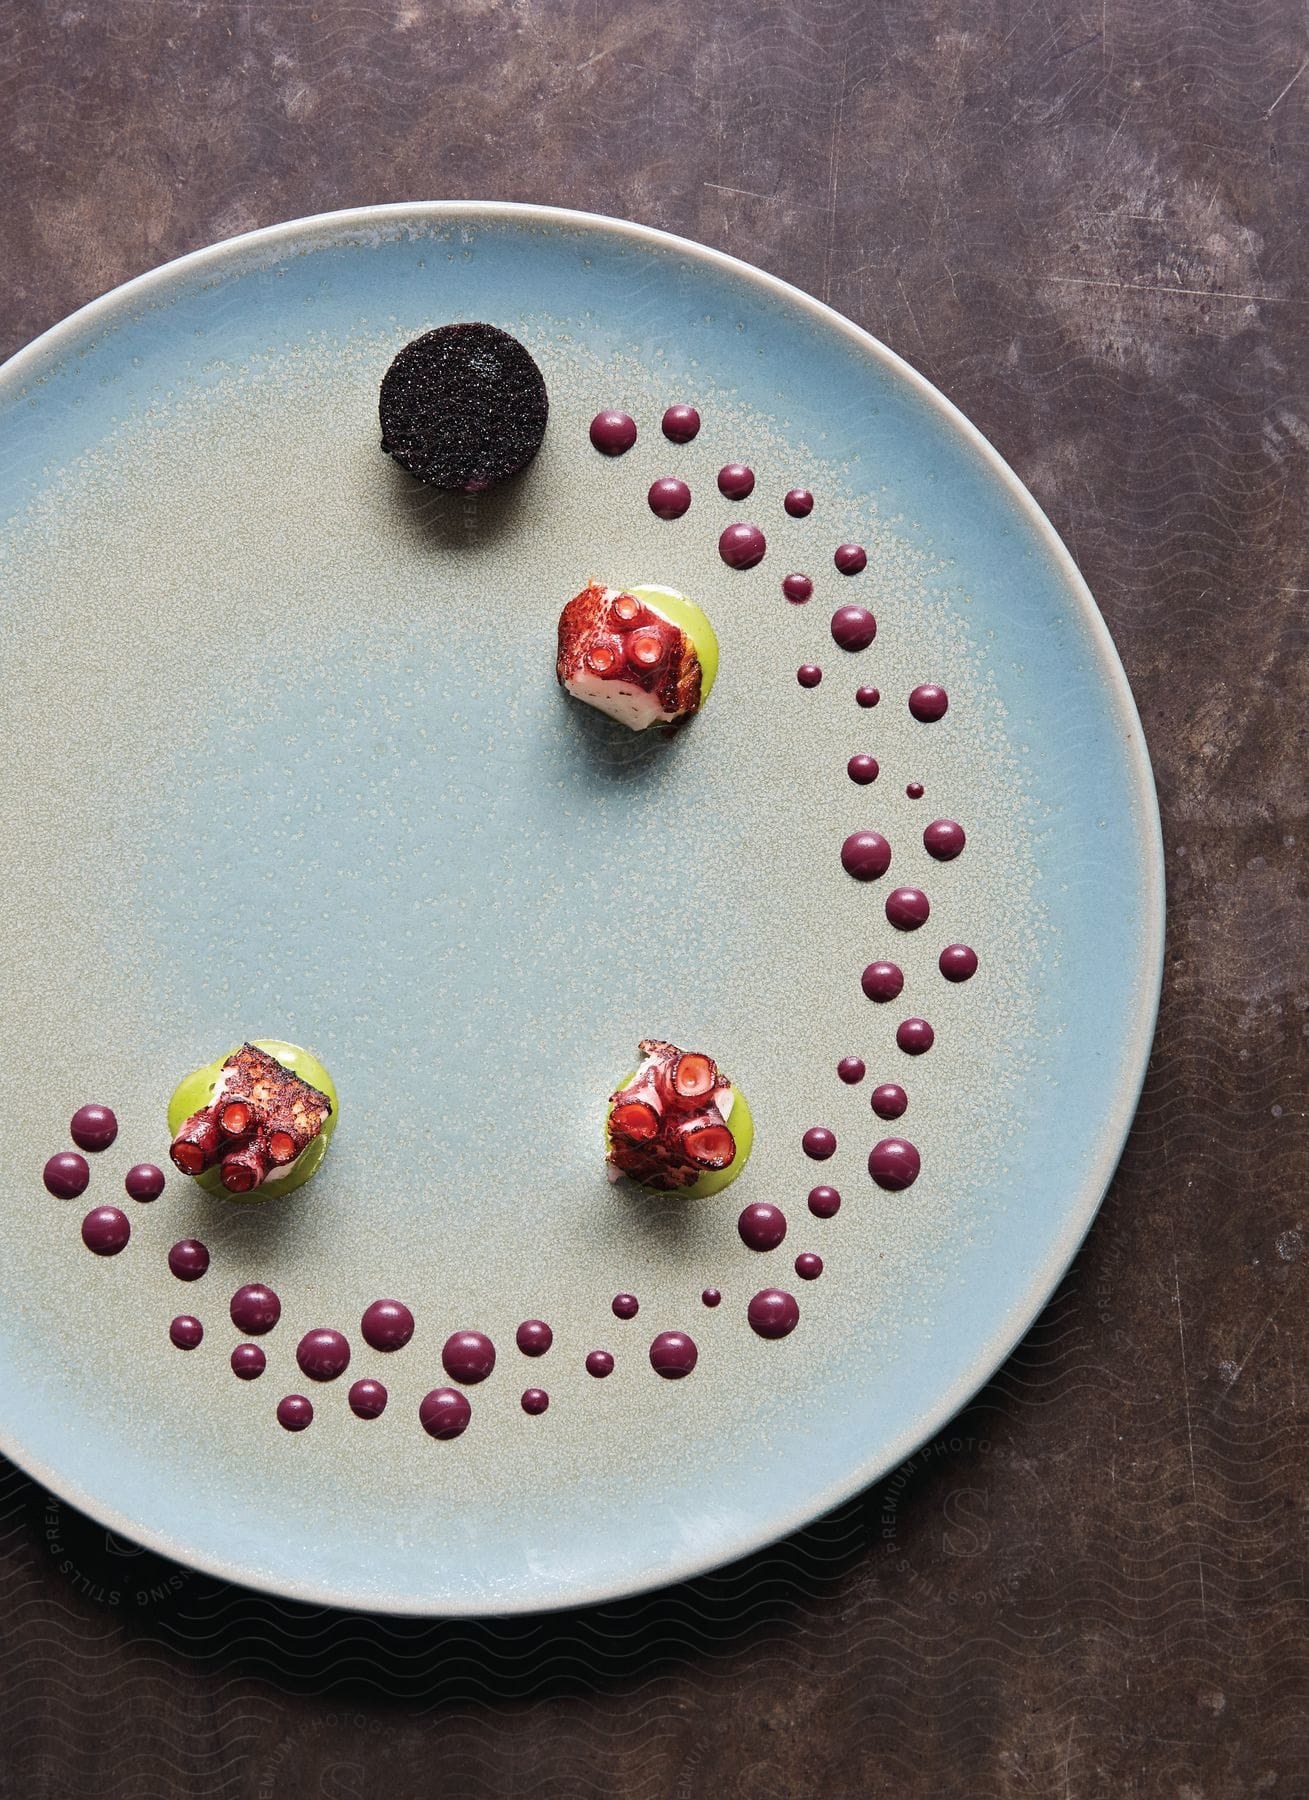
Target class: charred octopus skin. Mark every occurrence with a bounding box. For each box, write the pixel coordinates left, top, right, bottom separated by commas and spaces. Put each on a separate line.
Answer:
607, 1039, 754, 1196
557, 583, 720, 730
167, 1041, 338, 1202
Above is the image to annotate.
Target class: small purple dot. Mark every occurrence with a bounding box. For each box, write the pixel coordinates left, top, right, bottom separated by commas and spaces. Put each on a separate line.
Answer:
648, 476, 691, 519
909, 683, 949, 722
940, 943, 979, 982
795, 1253, 824, 1281
897, 1017, 936, 1056
701, 1286, 722, 1307
837, 1056, 866, 1085
522, 1387, 550, 1415
442, 1330, 496, 1385
718, 462, 755, 499
231, 1343, 266, 1380
797, 663, 823, 687
44, 1152, 89, 1199
516, 1319, 554, 1357
835, 542, 867, 575
662, 404, 700, 442
586, 1349, 615, 1378
230, 1283, 280, 1334
720, 522, 767, 569
650, 1330, 699, 1378
871, 1083, 908, 1120
861, 960, 905, 1002
170, 1314, 203, 1350
168, 1238, 209, 1281
81, 1206, 129, 1255
612, 1292, 640, 1319
808, 1185, 841, 1218
782, 572, 813, 603
277, 1394, 314, 1433
906, 781, 925, 799
856, 685, 880, 708
70, 1104, 117, 1152
784, 487, 814, 517
886, 887, 931, 930
802, 1126, 837, 1161
349, 1378, 388, 1419
924, 818, 966, 861
590, 410, 636, 455
847, 754, 879, 785
125, 1163, 165, 1201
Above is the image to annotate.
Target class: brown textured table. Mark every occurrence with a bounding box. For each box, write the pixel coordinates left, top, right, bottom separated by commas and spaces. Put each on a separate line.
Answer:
3, 4, 1306, 1795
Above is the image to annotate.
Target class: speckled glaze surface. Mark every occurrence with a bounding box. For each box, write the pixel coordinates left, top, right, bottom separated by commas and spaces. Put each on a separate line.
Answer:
0, 203, 1162, 1616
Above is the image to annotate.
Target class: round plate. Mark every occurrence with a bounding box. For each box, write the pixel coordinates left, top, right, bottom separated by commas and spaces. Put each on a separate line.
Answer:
0, 203, 1163, 1615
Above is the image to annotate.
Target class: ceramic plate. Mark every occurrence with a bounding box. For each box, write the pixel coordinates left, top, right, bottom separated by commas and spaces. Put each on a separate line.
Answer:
0, 203, 1162, 1614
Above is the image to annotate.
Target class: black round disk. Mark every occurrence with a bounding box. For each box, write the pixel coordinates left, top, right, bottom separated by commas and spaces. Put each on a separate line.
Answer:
378, 322, 549, 492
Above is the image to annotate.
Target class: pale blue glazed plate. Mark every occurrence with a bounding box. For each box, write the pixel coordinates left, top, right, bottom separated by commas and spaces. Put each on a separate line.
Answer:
0, 203, 1163, 1615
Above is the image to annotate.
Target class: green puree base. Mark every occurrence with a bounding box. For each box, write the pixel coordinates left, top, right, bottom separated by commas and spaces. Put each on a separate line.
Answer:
166, 1039, 339, 1202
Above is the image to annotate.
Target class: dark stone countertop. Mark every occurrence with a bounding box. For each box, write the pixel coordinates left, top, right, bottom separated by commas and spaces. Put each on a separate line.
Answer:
2, 3, 1306, 1795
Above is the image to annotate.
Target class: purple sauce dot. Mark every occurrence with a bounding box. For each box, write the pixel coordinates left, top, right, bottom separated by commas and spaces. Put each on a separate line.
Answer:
747, 1288, 800, 1339
718, 461, 755, 499
847, 754, 879, 785
802, 1126, 837, 1161
856, 685, 881, 708
797, 664, 823, 688
831, 605, 877, 651
349, 1378, 388, 1419
170, 1314, 203, 1350
586, 1349, 615, 1378
612, 1292, 640, 1319
521, 1387, 550, 1415
662, 404, 700, 442
897, 1017, 936, 1056
648, 476, 691, 519
871, 1083, 908, 1120
701, 1286, 722, 1307
70, 1104, 117, 1152
719, 521, 767, 569
886, 887, 931, 930
230, 1283, 281, 1335
231, 1343, 266, 1380
296, 1328, 351, 1382
738, 1202, 788, 1251
841, 830, 892, 880
795, 1253, 824, 1281
516, 1318, 554, 1357
909, 683, 949, 722
924, 818, 966, 861
906, 781, 925, 799
81, 1206, 129, 1255
360, 1298, 415, 1352
837, 1056, 866, 1085
125, 1163, 165, 1202
784, 487, 814, 517
834, 542, 867, 575
869, 1138, 921, 1191
861, 960, 905, 1002
589, 409, 636, 455
168, 1238, 209, 1281
940, 943, 979, 982
419, 1387, 470, 1439
808, 1185, 841, 1218
649, 1330, 698, 1378
277, 1394, 313, 1432
44, 1152, 89, 1199
442, 1330, 496, 1384
782, 572, 813, 603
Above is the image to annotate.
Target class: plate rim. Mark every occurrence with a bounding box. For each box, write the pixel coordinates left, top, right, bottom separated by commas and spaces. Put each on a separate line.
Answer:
0, 200, 1166, 1616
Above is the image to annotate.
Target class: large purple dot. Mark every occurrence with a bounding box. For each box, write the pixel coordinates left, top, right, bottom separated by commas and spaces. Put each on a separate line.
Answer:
230, 1283, 281, 1334
612, 1292, 640, 1319
81, 1206, 129, 1255
168, 1238, 209, 1281
277, 1394, 314, 1432
856, 685, 880, 709
886, 887, 931, 930
650, 1330, 699, 1378
662, 404, 700, 442
784, 487, 814, 517
719, 522, 767, 569
940, 943, 979, 982
747, 1288, 800, 1339
717, 462, 755, 499
231, 1343, 266, 1380
297, 1328, 351, 1382
871, 1083, 908, 1120
831, 605, 877, 651
847, 754, 879, 785
738, 1202, 788, 1250
361, 1298, 415, 1352
808, 1185, 841, 1218
349, 1379, 388, 1419
125, 1163, 165, 1201
170, 1315, 203, 1350
909, 683, 949, 721
869, 1138, 921, 1190
44, 1152, 89, 1199
419, 1387, 471, 1439
802, 1126, 837, 1161
70, 1104, 118, 1152
586, 1349, 615, 1378
861, 960, 905, 1002
834, 543, 867, 575
516, 1319, 553, 1357
841, 830, 892, 880
442, 1330, 496, 1384
648, 477, 691, 519
590, 409, 636, 455
896, 1017, 936, 1056
797, 664, 823, 688
924, 818, 966, 861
